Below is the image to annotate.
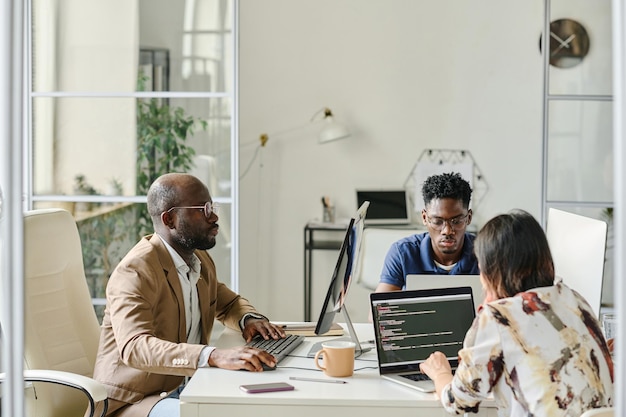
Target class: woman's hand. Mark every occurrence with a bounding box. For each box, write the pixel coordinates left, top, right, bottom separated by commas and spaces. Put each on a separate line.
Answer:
419, 351, 454, 398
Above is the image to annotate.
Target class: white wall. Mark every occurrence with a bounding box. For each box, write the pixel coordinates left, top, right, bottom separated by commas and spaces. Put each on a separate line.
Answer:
238, 0, 546, 321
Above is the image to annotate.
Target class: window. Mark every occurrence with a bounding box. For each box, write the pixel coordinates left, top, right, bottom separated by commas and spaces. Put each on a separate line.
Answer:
541, 0, 613, 307
28, 0, 238, 319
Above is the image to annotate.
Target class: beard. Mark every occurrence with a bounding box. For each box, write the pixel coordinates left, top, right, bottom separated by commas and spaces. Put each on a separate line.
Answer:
175, 218, 218, 251
437, 236, 461, 255
179, 234, 216, 251
439, 246, 459, 254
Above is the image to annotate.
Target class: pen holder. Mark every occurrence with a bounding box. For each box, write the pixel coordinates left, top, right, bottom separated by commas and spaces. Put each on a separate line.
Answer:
323, 206, 336, 223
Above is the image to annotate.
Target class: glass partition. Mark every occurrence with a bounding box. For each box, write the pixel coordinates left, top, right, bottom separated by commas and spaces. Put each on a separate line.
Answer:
546, 100, 612, 204
32, 0, 233, 94
31, 97, 232, 198
29, 0, 237, 319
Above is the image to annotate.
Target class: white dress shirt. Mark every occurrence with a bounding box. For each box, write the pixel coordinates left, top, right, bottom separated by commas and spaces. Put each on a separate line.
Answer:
158, 235, 213, 367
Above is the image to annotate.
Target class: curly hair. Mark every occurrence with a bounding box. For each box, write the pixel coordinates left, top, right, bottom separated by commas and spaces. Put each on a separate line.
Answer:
421, 172, 472, 208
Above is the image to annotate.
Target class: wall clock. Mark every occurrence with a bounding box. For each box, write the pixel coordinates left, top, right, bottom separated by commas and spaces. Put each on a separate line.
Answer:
539, 18, 591, 68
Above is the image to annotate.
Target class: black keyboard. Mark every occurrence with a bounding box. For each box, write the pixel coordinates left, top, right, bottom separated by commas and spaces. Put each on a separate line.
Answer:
246, 334, 305, 369
402, 372, 431, 382
401, 366, 457, 382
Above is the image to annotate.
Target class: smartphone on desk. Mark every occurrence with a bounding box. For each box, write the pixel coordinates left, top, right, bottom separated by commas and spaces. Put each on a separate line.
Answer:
239, 382, 295, 394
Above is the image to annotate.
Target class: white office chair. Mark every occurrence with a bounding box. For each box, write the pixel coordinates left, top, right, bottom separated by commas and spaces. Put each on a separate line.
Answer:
0, 208, 108, 417
354, 227, 421, 290
546, 208, 608, 318
580, 407, 614, 417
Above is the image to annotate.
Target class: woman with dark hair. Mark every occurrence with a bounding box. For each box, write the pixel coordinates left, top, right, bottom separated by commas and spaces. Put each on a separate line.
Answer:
419, 209, 613, 416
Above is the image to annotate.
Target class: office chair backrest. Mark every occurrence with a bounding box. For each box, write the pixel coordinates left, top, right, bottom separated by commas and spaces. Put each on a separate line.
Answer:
546, 208, 607, 318
354, 227, 421, 290
23, 208, 102, 417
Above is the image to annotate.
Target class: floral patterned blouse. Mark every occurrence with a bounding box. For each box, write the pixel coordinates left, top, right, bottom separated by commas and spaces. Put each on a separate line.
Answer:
441, 281, 613, 417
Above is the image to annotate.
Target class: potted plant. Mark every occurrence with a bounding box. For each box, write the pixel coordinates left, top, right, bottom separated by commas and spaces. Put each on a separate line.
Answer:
135, 71, 207, 235
74, 174, 99, 213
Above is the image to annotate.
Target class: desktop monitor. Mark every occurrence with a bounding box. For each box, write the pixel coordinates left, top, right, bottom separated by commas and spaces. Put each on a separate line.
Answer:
312, 201, 370, 357
356, 189, 410, 225
546, 208, 607, 318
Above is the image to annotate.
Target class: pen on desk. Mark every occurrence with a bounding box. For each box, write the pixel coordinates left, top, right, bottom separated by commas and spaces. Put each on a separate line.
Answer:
289, 376, 347, 384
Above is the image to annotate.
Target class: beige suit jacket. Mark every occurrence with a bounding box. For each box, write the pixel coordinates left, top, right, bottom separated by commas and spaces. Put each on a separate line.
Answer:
92, 234, 258, 416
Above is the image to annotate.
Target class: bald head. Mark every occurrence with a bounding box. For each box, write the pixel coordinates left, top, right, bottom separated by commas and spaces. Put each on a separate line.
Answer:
147, 173, 209, 220
147, 173, 219, 257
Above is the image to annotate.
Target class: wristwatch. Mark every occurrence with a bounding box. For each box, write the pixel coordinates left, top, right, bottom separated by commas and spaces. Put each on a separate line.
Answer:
239, 312, 268, 330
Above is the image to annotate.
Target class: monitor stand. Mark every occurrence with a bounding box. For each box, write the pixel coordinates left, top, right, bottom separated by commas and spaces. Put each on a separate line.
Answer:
306, 305, 372, 358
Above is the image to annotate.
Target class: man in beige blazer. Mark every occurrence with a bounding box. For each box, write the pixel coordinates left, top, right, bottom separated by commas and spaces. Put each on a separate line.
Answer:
92, 173, 285, 417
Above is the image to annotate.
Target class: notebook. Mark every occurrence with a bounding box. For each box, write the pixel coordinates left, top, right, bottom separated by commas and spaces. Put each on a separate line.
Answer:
356, 189, 411, 225
370, 287, 476, 393
405, 274, 484, 306
280, 322, 344, 337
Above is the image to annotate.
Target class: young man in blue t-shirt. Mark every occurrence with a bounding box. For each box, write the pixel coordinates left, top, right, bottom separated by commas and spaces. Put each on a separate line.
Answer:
374, 172, 480, 292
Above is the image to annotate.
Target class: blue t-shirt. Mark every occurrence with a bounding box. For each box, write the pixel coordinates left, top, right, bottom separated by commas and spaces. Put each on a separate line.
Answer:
379, 232, 479, 289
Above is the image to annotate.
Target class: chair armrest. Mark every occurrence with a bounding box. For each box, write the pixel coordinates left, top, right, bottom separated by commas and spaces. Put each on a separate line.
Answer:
0, 370, 108, 417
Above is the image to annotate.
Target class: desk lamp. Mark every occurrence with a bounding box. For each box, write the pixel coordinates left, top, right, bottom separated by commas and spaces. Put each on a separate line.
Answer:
317, 107, 350, 143
241, 107, 351, 180
258, 107, 350, 147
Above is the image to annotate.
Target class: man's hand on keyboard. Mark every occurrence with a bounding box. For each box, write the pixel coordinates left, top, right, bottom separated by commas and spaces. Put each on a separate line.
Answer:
242, 318, 286, 343
208, 346, 277, 372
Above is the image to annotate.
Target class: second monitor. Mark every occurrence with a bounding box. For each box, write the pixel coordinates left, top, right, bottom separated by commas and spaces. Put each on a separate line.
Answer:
356, 189, 410, 225
309, 201, 371, 357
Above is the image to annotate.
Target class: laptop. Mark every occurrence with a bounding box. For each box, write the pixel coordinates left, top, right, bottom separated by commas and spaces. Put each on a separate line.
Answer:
405, 274, 484, 306
356, 189, 411, 225
370, 287, 476, 393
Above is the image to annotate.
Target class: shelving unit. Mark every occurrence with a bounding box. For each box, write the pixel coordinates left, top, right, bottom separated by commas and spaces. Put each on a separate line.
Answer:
302, 222, 348, 321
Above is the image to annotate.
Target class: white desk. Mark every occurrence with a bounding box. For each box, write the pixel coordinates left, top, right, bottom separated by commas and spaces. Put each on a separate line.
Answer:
180, 323, 497, 417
